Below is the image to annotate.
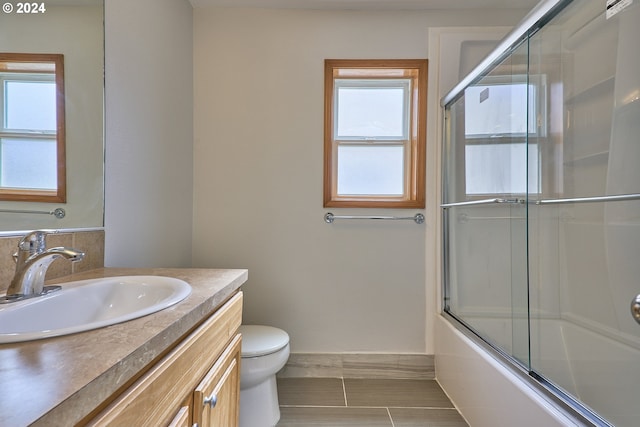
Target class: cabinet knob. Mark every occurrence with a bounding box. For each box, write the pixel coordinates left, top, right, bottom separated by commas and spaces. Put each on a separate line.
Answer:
203, 393, 217, 408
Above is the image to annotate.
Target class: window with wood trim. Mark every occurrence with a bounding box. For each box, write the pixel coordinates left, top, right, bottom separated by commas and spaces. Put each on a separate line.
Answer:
324, 59, 427, 208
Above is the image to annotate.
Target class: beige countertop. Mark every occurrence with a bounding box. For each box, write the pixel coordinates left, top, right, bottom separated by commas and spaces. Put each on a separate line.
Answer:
0, 267, 248, 427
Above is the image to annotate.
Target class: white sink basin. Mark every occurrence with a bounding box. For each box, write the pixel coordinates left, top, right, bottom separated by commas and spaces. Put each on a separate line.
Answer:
0, 276, 191, 343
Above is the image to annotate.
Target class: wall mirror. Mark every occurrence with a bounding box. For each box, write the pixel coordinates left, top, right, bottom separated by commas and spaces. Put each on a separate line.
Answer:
0, 0, 104, 232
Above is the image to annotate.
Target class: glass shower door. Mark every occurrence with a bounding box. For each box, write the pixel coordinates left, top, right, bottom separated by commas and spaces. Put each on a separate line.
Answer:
443, 41, 531, 367
442, 0, 640, 424
527, 0, 640, 425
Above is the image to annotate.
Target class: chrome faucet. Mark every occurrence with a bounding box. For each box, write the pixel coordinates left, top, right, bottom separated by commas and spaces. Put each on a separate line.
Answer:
4, 230, 85, 300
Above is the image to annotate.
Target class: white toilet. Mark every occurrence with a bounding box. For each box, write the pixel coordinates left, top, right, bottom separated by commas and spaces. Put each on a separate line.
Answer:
239, 325, 290, 427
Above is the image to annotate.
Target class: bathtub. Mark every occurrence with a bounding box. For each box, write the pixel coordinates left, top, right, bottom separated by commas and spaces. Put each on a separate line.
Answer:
435, 314, 640, 426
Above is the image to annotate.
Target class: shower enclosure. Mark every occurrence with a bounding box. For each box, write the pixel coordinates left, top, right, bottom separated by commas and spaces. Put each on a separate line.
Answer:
441, 0, 640, 425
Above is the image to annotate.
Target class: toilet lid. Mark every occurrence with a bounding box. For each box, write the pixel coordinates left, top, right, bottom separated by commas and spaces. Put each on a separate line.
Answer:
240, 325, 289, 357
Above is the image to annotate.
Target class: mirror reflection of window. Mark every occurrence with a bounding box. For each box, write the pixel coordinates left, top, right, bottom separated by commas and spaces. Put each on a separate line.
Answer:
464, 82, 535, 137
463, 74, 546, 196
0, 53, 65, 202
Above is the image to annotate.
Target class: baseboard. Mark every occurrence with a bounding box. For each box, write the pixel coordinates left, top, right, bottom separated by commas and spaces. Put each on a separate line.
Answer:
277, 353, 434, 380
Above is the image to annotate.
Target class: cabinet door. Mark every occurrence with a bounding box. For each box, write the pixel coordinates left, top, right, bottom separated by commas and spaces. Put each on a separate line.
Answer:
193, 334, 242, 427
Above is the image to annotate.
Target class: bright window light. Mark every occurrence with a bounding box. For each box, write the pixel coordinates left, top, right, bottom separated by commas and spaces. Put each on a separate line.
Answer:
5, 80, 56, 131
337, 145, 404, 195
336, 82, 408, 139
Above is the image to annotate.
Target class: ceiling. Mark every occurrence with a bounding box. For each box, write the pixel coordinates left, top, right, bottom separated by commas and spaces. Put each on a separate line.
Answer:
189, 0, 540, 10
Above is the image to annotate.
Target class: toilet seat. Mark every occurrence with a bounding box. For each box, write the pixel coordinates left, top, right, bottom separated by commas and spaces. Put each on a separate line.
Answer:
240, 325, 289, 357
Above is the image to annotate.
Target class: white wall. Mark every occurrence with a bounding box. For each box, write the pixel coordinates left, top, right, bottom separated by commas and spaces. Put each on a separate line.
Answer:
104, 0, 194, 267
192, 7, 527, 353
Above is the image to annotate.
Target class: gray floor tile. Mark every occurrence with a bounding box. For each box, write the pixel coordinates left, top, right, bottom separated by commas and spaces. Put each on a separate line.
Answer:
389, 408, 469, 426
275, 377, 467, 426
277, 407, 393, 427
344, 379, 454, 408
277, 377, 346, 407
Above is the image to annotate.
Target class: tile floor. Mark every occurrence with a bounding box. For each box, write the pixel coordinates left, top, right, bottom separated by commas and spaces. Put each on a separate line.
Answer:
276, 377, 469, 426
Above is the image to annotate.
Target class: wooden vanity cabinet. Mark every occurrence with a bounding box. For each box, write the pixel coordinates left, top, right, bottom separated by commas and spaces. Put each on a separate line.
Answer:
167, 405, 191, 427
85, 292, 243, 427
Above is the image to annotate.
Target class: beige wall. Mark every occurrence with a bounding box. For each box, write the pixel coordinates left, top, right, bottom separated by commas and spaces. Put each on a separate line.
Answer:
192, 7, 527, 353
104, 0, 194, 267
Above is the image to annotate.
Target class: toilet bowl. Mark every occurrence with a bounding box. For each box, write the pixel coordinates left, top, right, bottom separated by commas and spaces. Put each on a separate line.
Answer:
239, 325, 290, 427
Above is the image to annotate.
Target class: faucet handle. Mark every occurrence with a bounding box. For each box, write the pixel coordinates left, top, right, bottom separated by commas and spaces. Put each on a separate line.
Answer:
18, 230, 54, 254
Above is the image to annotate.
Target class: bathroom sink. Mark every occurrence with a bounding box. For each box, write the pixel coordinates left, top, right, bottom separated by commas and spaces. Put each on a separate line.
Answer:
0, 276, 191, 343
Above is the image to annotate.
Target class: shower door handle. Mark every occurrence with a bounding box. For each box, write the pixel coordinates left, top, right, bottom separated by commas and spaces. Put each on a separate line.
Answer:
632, 295, 640, 325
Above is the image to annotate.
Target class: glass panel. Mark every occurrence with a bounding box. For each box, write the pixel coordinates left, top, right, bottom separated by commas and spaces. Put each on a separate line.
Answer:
336, 81, 407, 139
528, 0, 640, 425
5, 80, 56, 131
337, 145, 404, 195
445, 203, 527, 355
465, 143, 539, 194
0, 138, 57, 189
443, 41, 530, 366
